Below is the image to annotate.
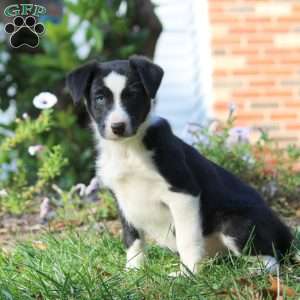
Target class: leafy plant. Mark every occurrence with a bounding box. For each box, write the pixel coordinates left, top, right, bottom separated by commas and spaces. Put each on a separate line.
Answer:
0, 109, 68, 214
192, 110, 300, 214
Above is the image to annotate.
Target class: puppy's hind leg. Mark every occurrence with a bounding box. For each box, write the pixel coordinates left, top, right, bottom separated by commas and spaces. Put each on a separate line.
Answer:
219, 215, 251, 257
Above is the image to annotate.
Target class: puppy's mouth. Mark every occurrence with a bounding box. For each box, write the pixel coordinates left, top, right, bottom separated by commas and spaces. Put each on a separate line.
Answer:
103, 132, 134, 141
100, 124, 136, 141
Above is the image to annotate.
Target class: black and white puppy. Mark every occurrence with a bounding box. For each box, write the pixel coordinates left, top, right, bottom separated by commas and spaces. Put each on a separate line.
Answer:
66, 56, 293, 275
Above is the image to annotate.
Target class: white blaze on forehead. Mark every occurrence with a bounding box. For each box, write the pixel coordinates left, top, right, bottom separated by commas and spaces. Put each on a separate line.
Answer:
103, 71, 127, 101
103, 71, 131, 137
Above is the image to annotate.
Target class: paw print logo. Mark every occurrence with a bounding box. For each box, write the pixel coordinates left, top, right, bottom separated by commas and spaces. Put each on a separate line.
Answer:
4, 16, 45, 48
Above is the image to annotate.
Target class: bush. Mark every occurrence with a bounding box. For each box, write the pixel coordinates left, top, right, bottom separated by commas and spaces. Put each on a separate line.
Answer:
0, 98, 68, 214
191, 109, 300, 215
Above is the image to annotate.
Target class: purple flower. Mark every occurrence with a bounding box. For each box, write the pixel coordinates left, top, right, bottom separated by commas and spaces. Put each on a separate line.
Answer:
227, 127, 251, 145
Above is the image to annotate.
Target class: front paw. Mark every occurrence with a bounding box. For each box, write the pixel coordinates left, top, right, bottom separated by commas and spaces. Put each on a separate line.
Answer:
168, 262, 199, 278
125, 261, 141, 271
125, 255, 145, 271
168, 271, 186, 277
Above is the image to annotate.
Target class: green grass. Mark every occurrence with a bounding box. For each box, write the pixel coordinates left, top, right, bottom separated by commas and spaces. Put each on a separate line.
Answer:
0, 228, 299, 300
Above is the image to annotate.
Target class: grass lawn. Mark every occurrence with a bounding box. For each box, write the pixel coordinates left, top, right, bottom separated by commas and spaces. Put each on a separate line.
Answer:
0, 227, 299, 300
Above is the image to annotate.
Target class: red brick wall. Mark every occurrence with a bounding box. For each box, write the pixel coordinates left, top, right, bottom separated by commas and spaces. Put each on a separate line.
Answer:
209, 0, 300, 146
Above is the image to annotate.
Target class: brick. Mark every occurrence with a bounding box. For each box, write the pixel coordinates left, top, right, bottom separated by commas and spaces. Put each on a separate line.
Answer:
212, 37, 241, 45
294, 4, 300, 13
274, 34, 300, 47
213, 102, 229, 111
213, 70, 228, 77
247, 58, 275, 65
255, 3, 292, 17
245, 17, 271, 23
232, 48, 259, 55
271, 113, 297, 120
233, 69, 260, 76
211, 17, 240, 24
286, 101, 300, 108
213, 56, 246, 69
270, 135, 298, 143
261, 27, 289, 34
247, 37, 273, 44
209, 7, 224, 13
211, 25, 229, 37
277, 17, 300, 23
213, 49, 227, 56
250, 80, 275, 87
214, 88, 231, 99
264, 90, 293, 97
230, 27, 257, 34
280, 58, 300, 65
264, 48, 300, 56
287, 124, 300, 130
233, 90, 261, 98
228, 5, 254, 13
251, 102, 279, 108
252, 124, 280, 132
236, 113, 265, 122
263, 68, 294, 76
214, 79, 243, 88
281, 80, 300, 86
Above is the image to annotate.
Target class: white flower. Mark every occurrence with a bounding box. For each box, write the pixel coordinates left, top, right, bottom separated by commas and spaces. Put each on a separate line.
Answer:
33, 92, 57, 109
116, 1, 128, 17
22, 112, 29, 120
28, 145, 44, 156
7, 85, 17, 97
0, 189, 8, 197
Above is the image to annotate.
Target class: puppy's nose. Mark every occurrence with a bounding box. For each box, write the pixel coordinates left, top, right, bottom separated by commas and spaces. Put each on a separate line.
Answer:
111, 122, 126, 136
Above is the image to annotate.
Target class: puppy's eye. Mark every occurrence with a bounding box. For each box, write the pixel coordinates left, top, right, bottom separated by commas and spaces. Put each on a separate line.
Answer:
95, 94, 105, 105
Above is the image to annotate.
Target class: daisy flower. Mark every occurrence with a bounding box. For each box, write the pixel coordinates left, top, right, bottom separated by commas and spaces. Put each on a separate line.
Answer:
33, 92, 57, 109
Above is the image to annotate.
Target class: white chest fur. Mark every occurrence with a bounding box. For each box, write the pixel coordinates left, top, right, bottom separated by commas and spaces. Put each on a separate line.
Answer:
96, 138, 178, 251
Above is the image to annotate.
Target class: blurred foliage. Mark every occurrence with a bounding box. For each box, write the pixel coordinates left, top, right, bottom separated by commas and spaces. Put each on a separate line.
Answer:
95, 190, 118, 220
192, 111, 300, 215
0, 0, 149, 187
0, 110, 68, 214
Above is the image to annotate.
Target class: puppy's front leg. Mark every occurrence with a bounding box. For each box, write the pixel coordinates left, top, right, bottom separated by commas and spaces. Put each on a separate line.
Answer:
166, 193, 204, 275
119, 209, 145, 270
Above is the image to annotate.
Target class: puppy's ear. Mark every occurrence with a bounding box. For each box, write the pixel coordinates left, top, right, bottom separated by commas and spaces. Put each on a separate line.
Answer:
129, 55, 164, 99
66, 61, 98, 104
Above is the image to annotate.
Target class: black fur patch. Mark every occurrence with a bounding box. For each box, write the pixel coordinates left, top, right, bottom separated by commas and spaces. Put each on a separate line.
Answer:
143, 117, 293, 257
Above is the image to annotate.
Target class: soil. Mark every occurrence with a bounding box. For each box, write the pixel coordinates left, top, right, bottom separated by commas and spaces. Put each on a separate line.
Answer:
0, 212, 121, 251
0, 212, 299, 252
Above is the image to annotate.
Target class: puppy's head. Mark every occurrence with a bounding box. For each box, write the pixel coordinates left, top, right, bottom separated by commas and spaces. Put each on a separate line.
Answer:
66, 56, 164, 140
